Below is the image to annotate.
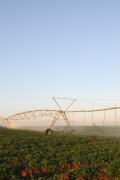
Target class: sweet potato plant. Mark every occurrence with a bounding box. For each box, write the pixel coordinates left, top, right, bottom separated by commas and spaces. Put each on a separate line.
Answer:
0, 127, 120, 179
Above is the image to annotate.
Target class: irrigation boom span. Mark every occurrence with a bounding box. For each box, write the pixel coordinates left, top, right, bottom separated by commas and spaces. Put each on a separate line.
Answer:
4, 105, 120, 119
1, 97, 120, 133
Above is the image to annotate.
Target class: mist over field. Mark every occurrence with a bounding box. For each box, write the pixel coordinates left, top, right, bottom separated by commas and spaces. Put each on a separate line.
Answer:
13, 125, 120, 137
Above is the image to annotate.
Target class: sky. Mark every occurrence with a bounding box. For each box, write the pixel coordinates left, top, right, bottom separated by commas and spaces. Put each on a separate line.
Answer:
0, 0, 120, 117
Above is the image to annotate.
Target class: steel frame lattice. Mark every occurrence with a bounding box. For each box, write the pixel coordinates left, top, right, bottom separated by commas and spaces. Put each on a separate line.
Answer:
1, 97, 120, 128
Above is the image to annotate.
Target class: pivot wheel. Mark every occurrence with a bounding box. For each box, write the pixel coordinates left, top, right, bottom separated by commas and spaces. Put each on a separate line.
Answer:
45, 128, 53, 135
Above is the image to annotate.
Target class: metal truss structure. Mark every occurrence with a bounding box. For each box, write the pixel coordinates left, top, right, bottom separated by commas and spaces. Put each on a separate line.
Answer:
1, 97, 120, 133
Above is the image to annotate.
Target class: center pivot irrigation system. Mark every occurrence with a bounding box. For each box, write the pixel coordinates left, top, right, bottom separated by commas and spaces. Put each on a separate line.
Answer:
1, 97, 120, 135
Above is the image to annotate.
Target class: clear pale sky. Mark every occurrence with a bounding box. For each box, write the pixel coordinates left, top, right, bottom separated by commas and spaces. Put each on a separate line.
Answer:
0, 0, 120, 117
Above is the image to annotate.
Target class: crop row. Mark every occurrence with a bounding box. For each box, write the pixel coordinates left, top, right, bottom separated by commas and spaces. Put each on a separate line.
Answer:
0, 127, 120, 179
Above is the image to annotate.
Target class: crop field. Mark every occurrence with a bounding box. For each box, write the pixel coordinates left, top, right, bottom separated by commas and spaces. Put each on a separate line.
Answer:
0, 127, 120, 180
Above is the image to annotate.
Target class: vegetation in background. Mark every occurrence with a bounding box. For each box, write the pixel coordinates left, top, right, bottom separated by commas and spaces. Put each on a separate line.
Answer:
0, 127, 120, 179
